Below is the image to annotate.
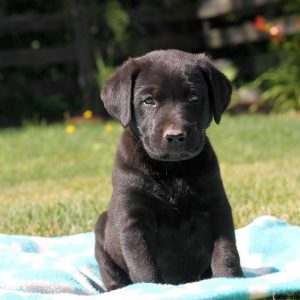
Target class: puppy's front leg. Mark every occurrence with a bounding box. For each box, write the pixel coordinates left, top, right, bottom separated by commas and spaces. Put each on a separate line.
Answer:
118, 201, 161, 283
210, 201, 244, 278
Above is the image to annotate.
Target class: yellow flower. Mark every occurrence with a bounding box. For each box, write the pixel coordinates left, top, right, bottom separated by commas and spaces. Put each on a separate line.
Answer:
83, 110, 93, 119
66, 124, 76, 134
105, 124, 113, 133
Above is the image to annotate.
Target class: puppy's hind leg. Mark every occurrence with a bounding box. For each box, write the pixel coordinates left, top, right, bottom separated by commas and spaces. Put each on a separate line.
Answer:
95, 211, 132, 291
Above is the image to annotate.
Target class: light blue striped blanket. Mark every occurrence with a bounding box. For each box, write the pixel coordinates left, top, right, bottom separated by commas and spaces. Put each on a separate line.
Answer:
0, 216, 299, 299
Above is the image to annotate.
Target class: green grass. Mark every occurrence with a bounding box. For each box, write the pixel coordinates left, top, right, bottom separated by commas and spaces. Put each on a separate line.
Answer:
0, 114, 299, 236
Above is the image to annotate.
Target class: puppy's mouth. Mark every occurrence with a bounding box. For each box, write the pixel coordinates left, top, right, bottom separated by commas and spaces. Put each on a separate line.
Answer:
142, 137, 205, 162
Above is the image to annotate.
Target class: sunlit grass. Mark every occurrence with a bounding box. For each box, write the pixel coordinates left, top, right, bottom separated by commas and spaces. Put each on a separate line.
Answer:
207, 114, 300, 228
0, 114, 299, 235
0, 122, 120, 236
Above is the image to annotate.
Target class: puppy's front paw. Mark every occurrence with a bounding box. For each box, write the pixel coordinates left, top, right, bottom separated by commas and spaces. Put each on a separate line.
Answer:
213, 266, 244, 278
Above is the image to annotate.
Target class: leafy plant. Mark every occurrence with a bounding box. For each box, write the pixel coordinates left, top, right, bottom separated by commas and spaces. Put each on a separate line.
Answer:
95, 53, 115, 88
89, 0, 130, 59
252, 2, 300, 112
254, 51, 300, 112
103, 0, 129, 45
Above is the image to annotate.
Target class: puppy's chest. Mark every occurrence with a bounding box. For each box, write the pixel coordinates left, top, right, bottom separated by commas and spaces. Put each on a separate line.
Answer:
155, 209, 212, 283
149, 175, 197, 209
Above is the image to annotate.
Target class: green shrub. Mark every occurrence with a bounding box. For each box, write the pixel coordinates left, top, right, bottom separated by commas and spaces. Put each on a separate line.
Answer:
254, 36, 300, 112
253, 1, 300, 112
96, 54, 115, 89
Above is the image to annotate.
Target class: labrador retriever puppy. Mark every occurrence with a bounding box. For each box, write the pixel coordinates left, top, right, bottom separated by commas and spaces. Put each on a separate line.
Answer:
95, 49, 243, 291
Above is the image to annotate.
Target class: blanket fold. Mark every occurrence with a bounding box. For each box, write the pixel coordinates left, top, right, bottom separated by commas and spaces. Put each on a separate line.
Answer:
0, 216, 299, 299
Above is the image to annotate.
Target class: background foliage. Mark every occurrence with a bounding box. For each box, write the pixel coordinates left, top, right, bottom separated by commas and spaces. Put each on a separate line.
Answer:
0, 0, 300, 126
252, 2, 300, 112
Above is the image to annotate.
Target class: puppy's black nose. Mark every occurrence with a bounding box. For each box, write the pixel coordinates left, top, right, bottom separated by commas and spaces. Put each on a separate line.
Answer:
164, 129, 186, 144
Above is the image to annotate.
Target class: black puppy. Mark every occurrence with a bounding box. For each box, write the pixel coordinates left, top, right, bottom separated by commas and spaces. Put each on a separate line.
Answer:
95, 50, 243, 291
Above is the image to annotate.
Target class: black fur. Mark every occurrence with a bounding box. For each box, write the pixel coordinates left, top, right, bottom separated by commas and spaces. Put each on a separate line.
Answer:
95, 50, 243, 291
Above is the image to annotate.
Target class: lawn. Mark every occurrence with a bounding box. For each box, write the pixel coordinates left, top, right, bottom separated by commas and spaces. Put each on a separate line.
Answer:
0, 114, 299, 236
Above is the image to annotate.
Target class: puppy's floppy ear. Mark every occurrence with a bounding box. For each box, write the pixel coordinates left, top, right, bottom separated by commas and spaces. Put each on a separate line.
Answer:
100, 58, 139, 127
198, 55, 232, 124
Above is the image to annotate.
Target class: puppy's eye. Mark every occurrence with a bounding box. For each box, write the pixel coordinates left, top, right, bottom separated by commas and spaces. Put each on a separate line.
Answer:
189, 95, 201, 103
143, 97, 156, 105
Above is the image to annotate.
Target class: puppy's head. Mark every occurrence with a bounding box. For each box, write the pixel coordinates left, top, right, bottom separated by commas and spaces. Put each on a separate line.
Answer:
101, 50, 231, 162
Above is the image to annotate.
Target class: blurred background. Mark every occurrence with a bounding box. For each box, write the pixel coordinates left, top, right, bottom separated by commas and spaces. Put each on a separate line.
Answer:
0, 0, 299, 236
0, 0, 299, 126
